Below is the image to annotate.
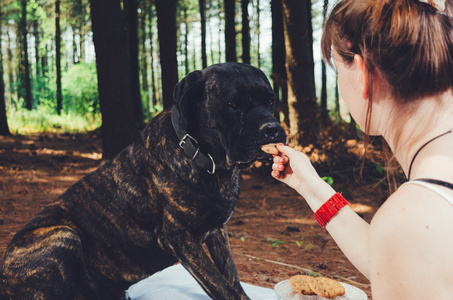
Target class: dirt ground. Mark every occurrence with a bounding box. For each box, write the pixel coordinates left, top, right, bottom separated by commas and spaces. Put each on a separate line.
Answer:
0, 132, 388, 299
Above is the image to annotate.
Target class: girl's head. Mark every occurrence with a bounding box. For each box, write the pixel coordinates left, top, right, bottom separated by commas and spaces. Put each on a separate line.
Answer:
322, 0, 453, 134
322, 0, 453, 187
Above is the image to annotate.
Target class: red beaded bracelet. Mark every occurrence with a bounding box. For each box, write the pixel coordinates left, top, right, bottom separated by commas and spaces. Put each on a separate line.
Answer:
313, 192, 349, 228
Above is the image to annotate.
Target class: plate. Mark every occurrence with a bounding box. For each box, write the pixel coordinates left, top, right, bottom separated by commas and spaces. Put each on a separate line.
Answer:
274, 279, 367, 300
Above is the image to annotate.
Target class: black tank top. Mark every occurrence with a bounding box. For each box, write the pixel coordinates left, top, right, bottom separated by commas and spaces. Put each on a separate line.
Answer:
414, 178, 453, 191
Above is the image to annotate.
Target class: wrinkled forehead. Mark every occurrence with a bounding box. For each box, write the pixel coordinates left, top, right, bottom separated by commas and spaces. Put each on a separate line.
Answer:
203, 68, 274, 99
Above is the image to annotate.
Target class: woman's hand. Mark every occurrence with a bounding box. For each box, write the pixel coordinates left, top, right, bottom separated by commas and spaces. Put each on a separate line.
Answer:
271, 144, 329, 199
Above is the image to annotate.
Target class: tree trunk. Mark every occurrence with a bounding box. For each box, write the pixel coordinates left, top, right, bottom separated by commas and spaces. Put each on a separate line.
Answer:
149, 1, 158, 109
282, 0, 318, 146
32, 7, 40, 78
155, 0, 178, 109
140, 0, 149, 99
241, 0, 250, 64
0, 5, 10, 136
255, 0, 261, 67
271, 0, 288, 125
200, 0, 208, 68
89, 0, 141, 159
182, 4, 190, 74
7, 30, 13, 89
78, 0, 85, 62
208, 0, 214, 64
56, 0, 63, 115
224, 0, 237, 62
18, 0, 32, 110
320, 0, 329, 124
124, 0, 144, 126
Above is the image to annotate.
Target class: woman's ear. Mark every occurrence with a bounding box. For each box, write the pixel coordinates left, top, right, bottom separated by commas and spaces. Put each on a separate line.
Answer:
354, 54, 370, 100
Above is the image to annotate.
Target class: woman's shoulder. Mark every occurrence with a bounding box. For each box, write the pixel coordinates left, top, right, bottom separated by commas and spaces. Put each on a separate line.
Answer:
368, 183, 453, 297
370, 183, 453, 237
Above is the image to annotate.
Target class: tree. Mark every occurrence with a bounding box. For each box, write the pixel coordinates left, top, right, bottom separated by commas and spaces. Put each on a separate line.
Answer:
224, 0, 236, 62
181, 3, 190, 74
0, 3, 10, 136
139, 0, 149, 102
282, 0, 318, 145
155, 0, 178, 109
56, 0, 63, 115
32, 6, 40, 78
200, 0, 207, 68
149, 1, 159, 109
89, 0, 142, 158
18, 0, 33, 110
271, 0, 288, 125
124, 0, 144, 125
320, 0, 329, 124
254, 0, 261, 67
241, 0, 250, 64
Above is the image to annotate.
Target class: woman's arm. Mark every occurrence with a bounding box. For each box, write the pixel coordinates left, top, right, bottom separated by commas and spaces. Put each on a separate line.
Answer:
272, 145, 370, 279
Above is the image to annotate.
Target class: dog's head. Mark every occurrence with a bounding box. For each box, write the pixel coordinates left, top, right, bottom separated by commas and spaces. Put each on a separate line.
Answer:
173, 62, 287, 171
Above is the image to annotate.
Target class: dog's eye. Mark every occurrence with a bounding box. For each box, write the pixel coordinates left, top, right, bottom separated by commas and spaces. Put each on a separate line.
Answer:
228, 102, 242, 111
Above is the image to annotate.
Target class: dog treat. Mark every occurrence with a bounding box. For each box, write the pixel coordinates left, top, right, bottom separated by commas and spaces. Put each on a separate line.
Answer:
288, 275, 316, 295
260, 143, 279, 155
308, 276, 345, 299
289, 275, 345, 298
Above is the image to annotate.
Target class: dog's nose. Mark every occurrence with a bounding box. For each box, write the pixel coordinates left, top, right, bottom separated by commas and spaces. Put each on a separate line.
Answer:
260, 122, 282, 140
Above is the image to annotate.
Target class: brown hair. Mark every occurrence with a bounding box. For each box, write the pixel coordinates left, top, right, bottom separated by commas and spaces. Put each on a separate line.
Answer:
322, 0, 453, 102
321, 0, 453, 189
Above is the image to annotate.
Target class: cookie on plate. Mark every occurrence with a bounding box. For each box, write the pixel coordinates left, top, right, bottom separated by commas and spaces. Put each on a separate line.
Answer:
288, 275, 316, 295
309, 276, 345, 299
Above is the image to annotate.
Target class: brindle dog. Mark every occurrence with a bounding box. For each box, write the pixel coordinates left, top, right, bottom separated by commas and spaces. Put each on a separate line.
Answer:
0, 63, 286, 300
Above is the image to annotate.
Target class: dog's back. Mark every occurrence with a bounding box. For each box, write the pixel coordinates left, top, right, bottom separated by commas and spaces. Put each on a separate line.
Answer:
0, 119, 170, 299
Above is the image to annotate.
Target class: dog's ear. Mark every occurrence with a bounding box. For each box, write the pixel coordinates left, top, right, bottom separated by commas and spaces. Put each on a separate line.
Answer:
173, 70, 205, 130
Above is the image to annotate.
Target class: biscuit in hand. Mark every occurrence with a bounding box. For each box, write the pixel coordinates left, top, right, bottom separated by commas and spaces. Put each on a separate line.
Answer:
260, 143, 280, 155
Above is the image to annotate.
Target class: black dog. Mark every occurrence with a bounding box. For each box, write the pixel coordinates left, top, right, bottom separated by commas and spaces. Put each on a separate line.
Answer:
0, 63, 286, 300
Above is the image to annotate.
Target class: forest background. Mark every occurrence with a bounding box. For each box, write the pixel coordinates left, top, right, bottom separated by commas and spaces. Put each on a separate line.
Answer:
0, 1, 400, 295
0, 0, 363, 158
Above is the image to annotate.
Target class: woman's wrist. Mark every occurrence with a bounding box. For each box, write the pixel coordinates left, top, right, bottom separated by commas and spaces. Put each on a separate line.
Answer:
296, 177, 337, 212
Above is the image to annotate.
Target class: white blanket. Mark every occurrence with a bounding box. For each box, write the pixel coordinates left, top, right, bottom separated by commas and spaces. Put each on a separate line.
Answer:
127, 264, 280, 300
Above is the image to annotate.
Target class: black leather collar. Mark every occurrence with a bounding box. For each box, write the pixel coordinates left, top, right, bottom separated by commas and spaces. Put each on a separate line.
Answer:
171, 106, 216, 174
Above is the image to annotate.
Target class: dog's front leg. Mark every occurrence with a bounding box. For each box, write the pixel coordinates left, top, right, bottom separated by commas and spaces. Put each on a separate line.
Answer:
161, 233, 250, 300
204, 226, 243, 291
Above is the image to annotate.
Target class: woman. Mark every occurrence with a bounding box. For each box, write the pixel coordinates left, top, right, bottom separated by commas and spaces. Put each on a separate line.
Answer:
271, 0, 453, 298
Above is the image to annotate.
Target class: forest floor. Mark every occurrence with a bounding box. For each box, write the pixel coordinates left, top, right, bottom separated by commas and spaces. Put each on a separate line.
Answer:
0, 131, 393, 299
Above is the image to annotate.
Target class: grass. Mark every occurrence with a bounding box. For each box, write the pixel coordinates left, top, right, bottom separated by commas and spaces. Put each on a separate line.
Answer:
7, 107, 101, 134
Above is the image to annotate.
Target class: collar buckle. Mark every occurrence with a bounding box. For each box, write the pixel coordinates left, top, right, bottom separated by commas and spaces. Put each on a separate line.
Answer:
179, 133, 198, 149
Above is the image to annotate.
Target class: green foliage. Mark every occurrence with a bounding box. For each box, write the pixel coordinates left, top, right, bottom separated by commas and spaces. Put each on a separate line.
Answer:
260, 238, 287, 247
61, 62, 99, 116
29, 62, 99, 116
295, 241, 314, 250
322, 176, 334, 186
7, 62, 101, 133
7, 105, 101, 134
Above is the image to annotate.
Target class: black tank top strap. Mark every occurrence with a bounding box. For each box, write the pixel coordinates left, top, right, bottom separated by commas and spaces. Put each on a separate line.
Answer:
414, 178, 453, 191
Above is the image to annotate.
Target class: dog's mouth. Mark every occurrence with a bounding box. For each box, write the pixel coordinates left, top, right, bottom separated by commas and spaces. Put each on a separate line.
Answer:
234, 142, 283, 169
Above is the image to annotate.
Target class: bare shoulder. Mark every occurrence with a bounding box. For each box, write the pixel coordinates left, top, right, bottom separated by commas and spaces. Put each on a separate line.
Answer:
369, 184, 453, 298
371, 183, 453, 233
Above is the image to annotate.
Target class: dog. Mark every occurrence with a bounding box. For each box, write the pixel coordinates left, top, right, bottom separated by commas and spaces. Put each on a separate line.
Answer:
0, 62, 287, 300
